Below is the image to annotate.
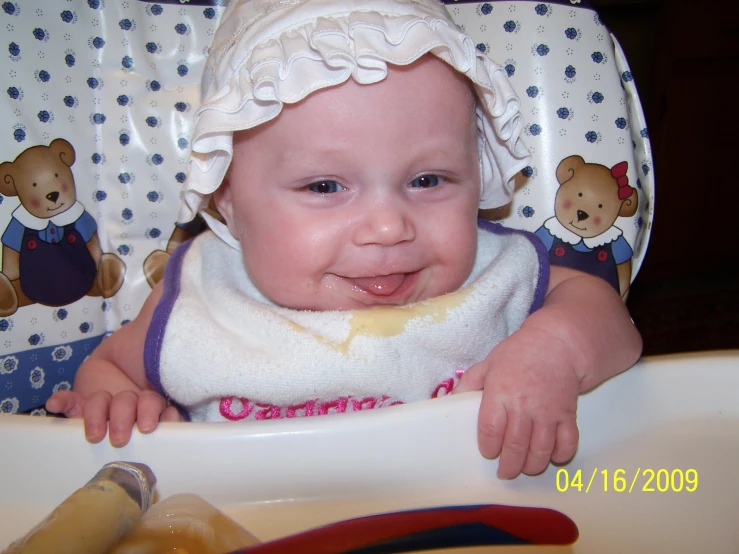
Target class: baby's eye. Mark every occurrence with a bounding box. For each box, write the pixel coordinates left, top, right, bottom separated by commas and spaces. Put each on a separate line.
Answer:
409, 175, 441, 188
307, 180, 344, 194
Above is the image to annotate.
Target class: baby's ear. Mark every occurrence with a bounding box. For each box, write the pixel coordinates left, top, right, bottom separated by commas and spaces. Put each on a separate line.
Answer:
212, 177, 238, 237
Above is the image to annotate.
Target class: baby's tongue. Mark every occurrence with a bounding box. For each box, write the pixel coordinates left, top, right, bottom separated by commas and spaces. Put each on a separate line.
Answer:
350, 274, 406, 296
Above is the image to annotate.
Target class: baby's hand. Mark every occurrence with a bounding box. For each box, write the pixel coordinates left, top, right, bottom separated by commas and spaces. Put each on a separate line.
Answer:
454, 331, 580, 479
46, 389, 181, 447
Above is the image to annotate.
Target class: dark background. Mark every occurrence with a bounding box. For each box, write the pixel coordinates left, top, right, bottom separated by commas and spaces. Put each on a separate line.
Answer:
593, 0, 738, 355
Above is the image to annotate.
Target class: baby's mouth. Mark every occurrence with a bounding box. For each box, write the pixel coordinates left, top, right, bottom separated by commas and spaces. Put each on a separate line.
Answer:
347, 274, 408, 296
327, 270, 424, 306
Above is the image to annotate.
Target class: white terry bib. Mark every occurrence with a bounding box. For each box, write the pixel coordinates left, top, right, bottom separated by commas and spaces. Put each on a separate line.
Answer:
146, 225, 545, 422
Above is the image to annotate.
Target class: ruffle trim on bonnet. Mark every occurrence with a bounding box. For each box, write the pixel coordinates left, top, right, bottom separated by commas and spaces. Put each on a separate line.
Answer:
181, 0, 531, 223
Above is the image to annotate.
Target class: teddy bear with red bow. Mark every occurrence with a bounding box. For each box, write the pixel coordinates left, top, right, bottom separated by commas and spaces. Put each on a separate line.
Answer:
535, 155, 638, 298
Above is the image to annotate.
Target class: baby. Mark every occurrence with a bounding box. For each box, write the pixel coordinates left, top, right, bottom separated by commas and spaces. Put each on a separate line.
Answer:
46, 0, 641, 479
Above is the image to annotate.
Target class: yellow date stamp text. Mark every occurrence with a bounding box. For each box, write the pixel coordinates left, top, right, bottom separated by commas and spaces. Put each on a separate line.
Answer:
556, 468, 698, 493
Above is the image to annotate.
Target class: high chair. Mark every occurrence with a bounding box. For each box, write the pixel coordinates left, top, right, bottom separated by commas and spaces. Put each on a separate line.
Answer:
1, 1, 737, 552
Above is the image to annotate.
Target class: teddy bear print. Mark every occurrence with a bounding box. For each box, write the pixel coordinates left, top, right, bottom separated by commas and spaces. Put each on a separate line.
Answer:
142, 200, 219, 288
535, 155, 638, 298
0, 138, 126, 316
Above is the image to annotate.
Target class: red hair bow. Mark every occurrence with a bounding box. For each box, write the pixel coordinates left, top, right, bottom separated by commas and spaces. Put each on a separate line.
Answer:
611, 161, 631, 200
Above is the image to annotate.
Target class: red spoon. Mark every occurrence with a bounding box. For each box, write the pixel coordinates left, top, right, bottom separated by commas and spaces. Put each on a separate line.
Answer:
231, 504, 578, 553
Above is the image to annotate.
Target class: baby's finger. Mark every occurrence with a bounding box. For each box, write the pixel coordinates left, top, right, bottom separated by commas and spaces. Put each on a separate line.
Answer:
496, 414, 533, 480
160, 404, 183, 422
136, 391, 168, 434
552, 419, 579, 464
108, 391, 139, 448
452, 362, 485, 393
45, 391, 85, 418
522, 422, 557, 476
477, 391, 508, 460
82, 391, 113, 443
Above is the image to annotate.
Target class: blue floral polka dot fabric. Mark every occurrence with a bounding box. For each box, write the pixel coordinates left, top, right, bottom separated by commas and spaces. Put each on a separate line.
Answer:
0, 0, 653, 415
446, 0, 654, 295
0, 0, 225, 414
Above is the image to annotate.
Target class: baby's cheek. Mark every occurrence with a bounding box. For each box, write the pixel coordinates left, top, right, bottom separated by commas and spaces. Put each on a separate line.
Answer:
593, 216, 602, 227
61, 181, 69, 194
29, 196, 41, 210
562, 200, 572, 210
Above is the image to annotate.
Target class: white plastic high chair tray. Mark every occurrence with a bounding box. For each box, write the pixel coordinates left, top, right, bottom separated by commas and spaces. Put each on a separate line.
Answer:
1, 351, 738, 553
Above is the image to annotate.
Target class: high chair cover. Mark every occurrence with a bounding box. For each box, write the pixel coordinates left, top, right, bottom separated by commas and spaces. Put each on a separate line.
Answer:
0, 0, 653, 414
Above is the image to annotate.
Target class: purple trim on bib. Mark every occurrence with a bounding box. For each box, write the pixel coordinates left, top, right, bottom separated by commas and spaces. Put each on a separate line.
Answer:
477, 218, 550, 315
144, 238, 193, 410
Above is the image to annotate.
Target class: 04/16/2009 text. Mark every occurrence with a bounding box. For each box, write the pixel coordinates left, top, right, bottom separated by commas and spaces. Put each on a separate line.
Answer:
555, 468, 698, 493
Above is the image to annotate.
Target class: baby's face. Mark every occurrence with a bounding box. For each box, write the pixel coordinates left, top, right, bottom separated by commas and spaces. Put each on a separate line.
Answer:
216, 56, 481, 310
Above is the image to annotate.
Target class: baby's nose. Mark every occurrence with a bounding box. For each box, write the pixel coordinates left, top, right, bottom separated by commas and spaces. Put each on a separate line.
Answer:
46, 191, 60, 204
577, 209, 589, 222
355, 202, 415, 247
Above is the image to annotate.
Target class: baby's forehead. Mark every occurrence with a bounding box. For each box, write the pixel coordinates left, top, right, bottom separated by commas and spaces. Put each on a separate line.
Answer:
388, 54, 476, 94
234, 56, 476, 142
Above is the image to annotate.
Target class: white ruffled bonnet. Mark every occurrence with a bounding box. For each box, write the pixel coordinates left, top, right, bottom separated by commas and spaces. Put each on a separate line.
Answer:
180, 0, 531, 223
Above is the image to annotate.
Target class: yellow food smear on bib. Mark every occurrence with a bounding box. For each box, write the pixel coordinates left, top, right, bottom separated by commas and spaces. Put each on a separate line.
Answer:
288, 286, 472, 354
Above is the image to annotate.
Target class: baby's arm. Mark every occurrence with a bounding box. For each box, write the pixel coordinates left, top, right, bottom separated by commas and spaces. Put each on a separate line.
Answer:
527, 265, 642, 390
46, 282, 180, 446
455, 266, 642, 479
